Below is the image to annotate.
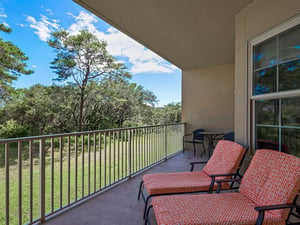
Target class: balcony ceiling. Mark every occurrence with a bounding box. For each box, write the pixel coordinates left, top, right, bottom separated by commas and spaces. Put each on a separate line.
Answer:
73, 0, 254, 70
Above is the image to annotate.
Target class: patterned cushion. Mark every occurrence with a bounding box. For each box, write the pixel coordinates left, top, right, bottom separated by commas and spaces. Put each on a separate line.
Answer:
203, 140, 246, 175
143, 171, 230, 195
239, 149, 300, 219
142, 140, 246, 195
152, 193, 285, 225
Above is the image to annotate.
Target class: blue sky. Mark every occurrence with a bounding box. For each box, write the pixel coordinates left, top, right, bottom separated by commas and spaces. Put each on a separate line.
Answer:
0, 0, 181, 106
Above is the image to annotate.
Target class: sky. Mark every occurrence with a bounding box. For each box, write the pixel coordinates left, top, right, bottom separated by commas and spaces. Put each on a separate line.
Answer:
0, 0, 181, 106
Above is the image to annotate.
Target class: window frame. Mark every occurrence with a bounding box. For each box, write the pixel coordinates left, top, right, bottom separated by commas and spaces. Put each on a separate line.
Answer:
248, 14, 300, 151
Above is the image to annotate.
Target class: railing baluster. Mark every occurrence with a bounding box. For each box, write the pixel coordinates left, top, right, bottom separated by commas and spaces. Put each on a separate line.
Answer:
93, 133, 96, 193
99, 133, 102, 189
118, 131, 120, 180
40, 139, 46, 222
128, 129, 131, 178
139, 128, 141, 171
104, 132, 107, 187
59, 137, 63, 208
81, 135, 84, 198
18, 142, 22, 225
88, 134, 91, 194
108, 131, 111, 185
5, 143, 9, 225
68, 136, 71, 205
51, 138, 54, 212
75, 136, 78, 201
29, 141, 33, 224
164, 126, 167, 159
113, 131, 115, 183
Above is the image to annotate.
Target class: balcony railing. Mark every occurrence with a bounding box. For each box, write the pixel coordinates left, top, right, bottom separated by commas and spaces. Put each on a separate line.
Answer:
0, 123, 184, 225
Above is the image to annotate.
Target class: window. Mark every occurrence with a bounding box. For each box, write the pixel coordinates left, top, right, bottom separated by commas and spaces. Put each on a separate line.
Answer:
251, 21, 300, 157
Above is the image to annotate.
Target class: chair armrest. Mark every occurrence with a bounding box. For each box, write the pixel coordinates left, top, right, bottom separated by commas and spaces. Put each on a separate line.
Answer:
255, 203, 298, 225
209, 173, 235, 178
183, 133, 193, 137
207, 173, 235, 192
255, 203, 295, 212
190, 161, 208, 171
215, 178, 241, 193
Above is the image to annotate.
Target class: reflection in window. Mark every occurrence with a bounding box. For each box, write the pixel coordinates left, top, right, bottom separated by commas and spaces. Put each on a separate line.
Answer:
279, 60, 300, 91
279, 24, 300, 63
253, 37, 276, 70
253, 66, 276, 95
256, 127, 279, 151
281, 97, 300, 126
256, 99, 278, 125
282, 128, 300, 157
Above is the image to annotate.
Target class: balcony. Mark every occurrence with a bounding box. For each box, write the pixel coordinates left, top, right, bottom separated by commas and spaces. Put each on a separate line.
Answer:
0, 123, 185, 225
43, 146, 197, 225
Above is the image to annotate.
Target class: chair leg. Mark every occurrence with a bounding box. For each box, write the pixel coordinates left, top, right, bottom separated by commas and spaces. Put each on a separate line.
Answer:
145, 205, 153, 225
143, 195, 152, 219
193, 142, 196, 156
202, 142, 206, 157
138, 180, 144, 200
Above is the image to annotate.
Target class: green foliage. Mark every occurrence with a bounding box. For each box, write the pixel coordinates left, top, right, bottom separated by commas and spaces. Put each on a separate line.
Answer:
0, 119, 28, 138
0, 24, 33, 103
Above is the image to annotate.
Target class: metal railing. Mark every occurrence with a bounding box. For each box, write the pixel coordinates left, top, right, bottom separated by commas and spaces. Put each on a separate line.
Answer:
0, 123, 184, 225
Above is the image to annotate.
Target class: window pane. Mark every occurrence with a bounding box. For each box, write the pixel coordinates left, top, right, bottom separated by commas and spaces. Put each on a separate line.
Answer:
256, 127, 279, 150
282, 128, 300, 157
253, 66, 276, 95
253, 37, 276, 70
256, 99, 278, 125
279, 59, 300, 91
281, 97, 300, 126
278, 25, 300, 63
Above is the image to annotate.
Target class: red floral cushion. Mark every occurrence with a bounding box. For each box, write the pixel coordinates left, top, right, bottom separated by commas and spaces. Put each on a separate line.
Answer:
239, 150, 300, 219
203, 140, 246, 175
143, 171, 230, 195
152, 193, 285, 225
142, 140, 246, 195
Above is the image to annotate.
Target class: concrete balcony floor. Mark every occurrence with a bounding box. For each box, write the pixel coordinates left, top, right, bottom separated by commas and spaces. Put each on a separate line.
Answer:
44, 150, 202, 225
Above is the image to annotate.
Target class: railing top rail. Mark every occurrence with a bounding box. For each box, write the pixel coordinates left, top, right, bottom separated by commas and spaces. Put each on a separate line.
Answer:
0, 123, 185, 144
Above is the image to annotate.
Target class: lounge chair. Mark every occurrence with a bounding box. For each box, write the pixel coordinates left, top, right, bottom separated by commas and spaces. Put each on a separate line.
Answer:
138, 140, 248, 219
146, 149, 300, 225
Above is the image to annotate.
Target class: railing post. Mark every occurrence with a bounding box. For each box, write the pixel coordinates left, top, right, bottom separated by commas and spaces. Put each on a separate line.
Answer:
164, 125, 167, 160
40, 139, 46, 222
5, 144, 9, 225
128, 129, 132, 178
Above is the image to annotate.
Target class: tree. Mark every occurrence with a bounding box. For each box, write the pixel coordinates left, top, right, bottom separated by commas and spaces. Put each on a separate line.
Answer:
48, 29, 131, 131
0, 24, 33, 103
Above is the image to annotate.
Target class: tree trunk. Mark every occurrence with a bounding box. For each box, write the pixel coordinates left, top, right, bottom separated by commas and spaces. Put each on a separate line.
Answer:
79, 89, 85, 131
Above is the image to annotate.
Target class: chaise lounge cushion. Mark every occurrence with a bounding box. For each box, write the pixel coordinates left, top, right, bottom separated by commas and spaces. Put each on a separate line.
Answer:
143, 171, 230, 195
239, 150, 300, 219
152, 193, 285, 225
143, 140, 246, 195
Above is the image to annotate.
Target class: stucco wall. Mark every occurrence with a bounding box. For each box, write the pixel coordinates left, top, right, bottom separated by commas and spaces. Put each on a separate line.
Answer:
235, 0, 300, 145
182, 63, 234, 138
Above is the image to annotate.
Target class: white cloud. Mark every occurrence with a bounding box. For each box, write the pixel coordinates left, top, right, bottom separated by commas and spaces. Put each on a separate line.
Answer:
26, 15, 59, 41
0, 8, 7, 18
67, 11, 178, 74
32, 65, 37, 68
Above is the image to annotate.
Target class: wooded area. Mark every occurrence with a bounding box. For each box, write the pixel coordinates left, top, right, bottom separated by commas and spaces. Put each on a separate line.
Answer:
0, 25, 181, 139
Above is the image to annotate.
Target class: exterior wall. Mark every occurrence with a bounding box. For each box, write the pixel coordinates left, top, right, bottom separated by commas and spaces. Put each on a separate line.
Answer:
182, 63, 234, 138
235, 0, 300, 145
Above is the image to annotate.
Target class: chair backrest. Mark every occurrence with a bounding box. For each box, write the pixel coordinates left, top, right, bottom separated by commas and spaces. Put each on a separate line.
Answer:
203, 140, 247, 176
193, 129, 205, 141
224, 132, 234, 141
239, 150, 300, 220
